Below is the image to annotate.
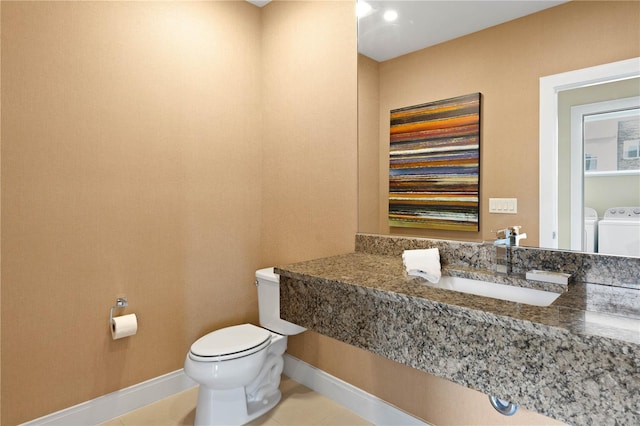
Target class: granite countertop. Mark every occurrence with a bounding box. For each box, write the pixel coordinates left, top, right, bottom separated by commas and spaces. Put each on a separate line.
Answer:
275, 252, 640, 346
275, 235, 640, 424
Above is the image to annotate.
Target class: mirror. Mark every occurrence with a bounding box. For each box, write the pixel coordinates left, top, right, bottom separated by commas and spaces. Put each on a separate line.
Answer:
357, 0, 640, 257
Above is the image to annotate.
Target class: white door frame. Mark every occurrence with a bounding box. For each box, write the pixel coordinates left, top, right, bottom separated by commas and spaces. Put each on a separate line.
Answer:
539, 57, 640, 249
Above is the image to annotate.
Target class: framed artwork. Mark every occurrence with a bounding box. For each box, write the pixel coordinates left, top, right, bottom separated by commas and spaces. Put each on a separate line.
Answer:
389, 93, 481, 231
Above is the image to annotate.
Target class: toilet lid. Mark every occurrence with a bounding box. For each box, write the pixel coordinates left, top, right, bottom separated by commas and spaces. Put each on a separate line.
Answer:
190, 324, 271, 359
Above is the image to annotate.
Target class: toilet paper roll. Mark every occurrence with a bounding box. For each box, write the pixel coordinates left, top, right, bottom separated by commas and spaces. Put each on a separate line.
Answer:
111, 313, 138, 340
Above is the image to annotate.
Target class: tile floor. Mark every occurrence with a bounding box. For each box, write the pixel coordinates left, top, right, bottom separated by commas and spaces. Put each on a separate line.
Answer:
101, 376, 373, 426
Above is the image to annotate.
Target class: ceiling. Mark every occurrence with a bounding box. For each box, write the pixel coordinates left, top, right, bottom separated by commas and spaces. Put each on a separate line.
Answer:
359, 1, 569, 62
246, 0, 271, 7
247, 1, 569, 63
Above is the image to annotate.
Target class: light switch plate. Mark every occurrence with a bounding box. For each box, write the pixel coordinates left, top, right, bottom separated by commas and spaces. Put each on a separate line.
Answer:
489, 198, 518, 214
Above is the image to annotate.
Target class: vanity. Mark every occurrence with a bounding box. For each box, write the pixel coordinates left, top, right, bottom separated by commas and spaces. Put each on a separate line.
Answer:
275, 233, 640, 425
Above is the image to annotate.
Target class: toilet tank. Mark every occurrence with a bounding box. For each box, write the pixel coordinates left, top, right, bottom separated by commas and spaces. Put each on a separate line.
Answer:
256, 267, 306, 335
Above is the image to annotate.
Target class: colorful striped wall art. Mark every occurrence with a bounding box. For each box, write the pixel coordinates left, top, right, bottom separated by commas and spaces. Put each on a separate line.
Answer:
389, 93, 481, 231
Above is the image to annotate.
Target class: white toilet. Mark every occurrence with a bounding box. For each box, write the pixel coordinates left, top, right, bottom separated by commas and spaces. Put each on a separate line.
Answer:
184, 267, 306, 426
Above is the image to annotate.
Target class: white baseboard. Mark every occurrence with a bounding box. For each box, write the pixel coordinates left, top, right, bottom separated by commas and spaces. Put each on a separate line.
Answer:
20, 370, 197, 426
283, 354, 429, 426
21, 355, 429, 426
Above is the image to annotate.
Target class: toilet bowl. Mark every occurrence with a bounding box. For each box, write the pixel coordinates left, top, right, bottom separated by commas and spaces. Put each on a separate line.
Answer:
184, 268, 305, 426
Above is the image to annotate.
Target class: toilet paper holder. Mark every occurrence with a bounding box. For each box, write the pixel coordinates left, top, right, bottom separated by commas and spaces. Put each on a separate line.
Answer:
109, 297, 128, 324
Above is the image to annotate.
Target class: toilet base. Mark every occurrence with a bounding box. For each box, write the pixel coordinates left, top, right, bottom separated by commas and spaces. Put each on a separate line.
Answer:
192, 333, 288, 425
194, 386, 281, 426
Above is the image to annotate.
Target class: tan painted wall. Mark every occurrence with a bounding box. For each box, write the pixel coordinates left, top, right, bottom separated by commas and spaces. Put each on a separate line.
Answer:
260, 1, 358, 265
1, 1, 357, 424
1, 2, 263, 424
0, 3, 3, 422
359, 0, 640, 247
358, 54, 380, 234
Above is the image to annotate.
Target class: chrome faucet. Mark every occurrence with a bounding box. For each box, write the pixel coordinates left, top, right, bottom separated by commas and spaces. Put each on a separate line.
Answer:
494, 226, 527, 274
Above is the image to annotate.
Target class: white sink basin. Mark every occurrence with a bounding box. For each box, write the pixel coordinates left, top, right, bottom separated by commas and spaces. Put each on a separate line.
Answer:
425, 276, 561, 307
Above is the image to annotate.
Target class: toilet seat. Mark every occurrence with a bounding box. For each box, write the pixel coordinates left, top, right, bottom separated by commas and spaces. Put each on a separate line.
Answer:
189, 324, 271, 362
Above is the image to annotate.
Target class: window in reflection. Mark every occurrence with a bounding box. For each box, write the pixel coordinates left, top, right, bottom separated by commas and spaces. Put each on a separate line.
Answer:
582, 107, 640, 174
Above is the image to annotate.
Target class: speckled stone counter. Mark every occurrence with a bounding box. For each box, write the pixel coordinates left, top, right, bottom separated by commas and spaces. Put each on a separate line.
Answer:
276, 234, 640, 426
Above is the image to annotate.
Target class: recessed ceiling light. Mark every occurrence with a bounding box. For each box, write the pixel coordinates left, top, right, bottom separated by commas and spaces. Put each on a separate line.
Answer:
383, 10, 398, 22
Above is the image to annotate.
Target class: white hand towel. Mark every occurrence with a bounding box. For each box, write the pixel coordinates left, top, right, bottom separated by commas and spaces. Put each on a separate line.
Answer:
402, 248, 441, 283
